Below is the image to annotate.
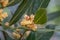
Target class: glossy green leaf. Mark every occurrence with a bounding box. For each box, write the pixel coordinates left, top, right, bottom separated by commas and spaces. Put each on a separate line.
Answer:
39, 0, 50, 8
26, 31, 36, 40
9, 0, 33, 25
2, 31, 14, 40
34, 8, 47, 24
7, 0, 22, 7
1, 8, 11, 29
35, 25, 55, 40
27, 0, 50, 15
26, 25, 55, 40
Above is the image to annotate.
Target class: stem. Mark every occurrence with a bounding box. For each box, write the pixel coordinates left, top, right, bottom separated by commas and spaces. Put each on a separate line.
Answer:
0, 22, 1, 26
21, 30, 31, 40
2, 31, 7, 40
11, 26, 60, 32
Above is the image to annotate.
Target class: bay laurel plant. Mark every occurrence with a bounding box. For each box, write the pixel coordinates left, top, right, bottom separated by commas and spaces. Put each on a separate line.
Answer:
0, 0, 55, 40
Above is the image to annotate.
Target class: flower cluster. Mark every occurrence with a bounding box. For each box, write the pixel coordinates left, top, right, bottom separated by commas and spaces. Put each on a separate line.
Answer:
20, 14, 37, 31
0, 0, 9, 7
12, 28, 22, 39
0, 0, 8, 22
0, 9, 8, 21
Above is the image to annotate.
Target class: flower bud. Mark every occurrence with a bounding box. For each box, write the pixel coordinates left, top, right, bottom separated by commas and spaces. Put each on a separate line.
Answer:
32, 24, 37, 31
16, 29, 20, 32
30, 14, 34, 21
24, 14, 30, 20
5, 22, 9, 27
25, 31, 31, 36
0, 9, 3, 13
0, 18, 3, 21
2, 12, 8, 18
27, 24, 37, 31
12, 32, 21, 39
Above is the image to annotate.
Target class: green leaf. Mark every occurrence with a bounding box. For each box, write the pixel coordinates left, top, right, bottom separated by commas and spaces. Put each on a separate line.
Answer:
54, 15, 60, 25
9, 0, 33, 26
35, 25, 55, 40
39, 0, 50, 8
26, 31, 36, 40
7, 0, 22, 7
34, 8, 47, 24
2, 31, 14, 40
0, 4, 2, 8
27, 0, 50, 14
0, 0, 22, 8
1, 8, 11, 29
3, 8, 12, 22
26, 25, 55, 40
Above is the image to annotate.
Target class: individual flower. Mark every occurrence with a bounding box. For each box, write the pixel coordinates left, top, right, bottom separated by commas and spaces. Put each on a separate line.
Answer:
16, 29, 20, 32
30, 14, 35, 21
27, 24, 37, 31
20, 14, 34, 26
10, 25, 15, 29
2, 12, 8, 18
5, 22, 9, 27
24, 14, 30, 20
0, 9, 8, 21
20, 14, 37, 31
25, 31, 31, 36
12, 32, 21, 39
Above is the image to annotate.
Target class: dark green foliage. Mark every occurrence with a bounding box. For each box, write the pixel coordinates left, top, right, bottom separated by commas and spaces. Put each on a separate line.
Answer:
34, 8, 47, 24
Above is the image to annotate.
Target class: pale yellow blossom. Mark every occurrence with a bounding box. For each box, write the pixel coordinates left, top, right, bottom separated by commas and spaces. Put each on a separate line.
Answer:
20, 19, 32, 26
20, 14, 34, 26
5, 22, 9, 27
30, 14, 35, 21
20, 14, 37, 31
12, 32, 21, 39
25, 31, 31, 36
16, 29, 20, 32
1, 0, 9, 7
0, 9, 8, 21
2, 12, 8, 18
27, 24, 37, 31
24, 14, 30, 20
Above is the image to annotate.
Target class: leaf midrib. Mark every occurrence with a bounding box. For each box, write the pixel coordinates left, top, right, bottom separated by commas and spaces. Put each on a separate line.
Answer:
35, 11, 46, 23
